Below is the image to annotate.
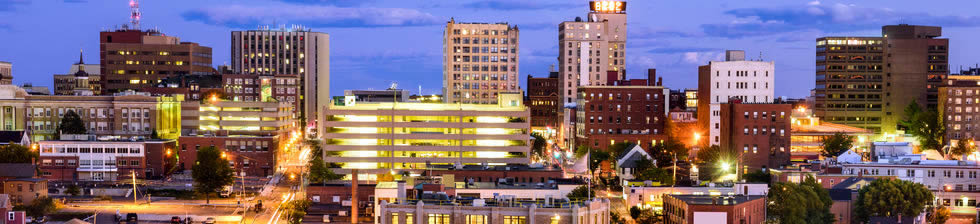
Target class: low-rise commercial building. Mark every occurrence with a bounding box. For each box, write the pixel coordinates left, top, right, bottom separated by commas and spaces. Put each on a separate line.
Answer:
378, 198, 609, 224
663, 195, 766, 224
626, 183, 768, 209
38, 137, 178, 181
718, 100, 792, 172
176, 135, 282, 177
790, 107, 872, 160
321, 93, 529, 178
0, 85, 182, 141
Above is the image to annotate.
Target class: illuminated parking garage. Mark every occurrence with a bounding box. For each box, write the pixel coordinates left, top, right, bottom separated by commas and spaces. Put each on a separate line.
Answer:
321, 92, 530, 178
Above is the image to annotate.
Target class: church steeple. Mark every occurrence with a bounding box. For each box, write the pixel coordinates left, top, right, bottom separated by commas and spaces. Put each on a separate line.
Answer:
77, 49, 84, 65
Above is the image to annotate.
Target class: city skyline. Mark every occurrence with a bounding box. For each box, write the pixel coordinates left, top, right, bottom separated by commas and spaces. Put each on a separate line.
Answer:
2, 0, 980, 98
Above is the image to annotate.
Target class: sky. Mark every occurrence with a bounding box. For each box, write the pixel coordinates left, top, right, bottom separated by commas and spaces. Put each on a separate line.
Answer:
2, 0, 980, 98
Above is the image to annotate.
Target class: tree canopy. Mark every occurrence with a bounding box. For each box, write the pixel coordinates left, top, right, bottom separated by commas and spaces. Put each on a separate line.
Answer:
927, 204, 950, 224
901, 101, 945, 152
0, 144, 38, 163
191, 146, 235, 204
566, 185, 595, 200
950, 139, 977, 159
820, 132, 854, 158
853, 178, 933, 223
56, 110, 87, 138
308, 156, 342, 184
530, 132, 547, 161
743, 170, 772, 183
767, 176, 835, 224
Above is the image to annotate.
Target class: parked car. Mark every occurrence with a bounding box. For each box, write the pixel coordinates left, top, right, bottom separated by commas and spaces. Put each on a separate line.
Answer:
204, 217, 216, 224
170, 216, 181, 224
125, 213, 138, 224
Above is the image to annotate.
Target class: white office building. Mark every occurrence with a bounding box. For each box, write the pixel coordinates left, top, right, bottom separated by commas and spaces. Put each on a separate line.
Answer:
697, 50, 775, 145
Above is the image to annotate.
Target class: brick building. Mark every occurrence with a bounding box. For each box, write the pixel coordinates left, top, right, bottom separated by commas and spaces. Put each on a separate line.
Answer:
100, 29, 214, 94
663, 195, 766, 224
939, 74, 980, 143
176, 135, 279, 177
526, 72, 561, 133
37, 138, 178, 181
575, 70, 668, 151
718, 101, 792, 172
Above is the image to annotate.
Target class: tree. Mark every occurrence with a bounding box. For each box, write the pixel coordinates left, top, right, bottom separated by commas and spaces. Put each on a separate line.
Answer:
565, 185, 595, 200
820, 132, 854, 158
0, 144, 38, 163
853, 178, 933, 223
191, 146, 235, 204
19, 196, 57, 221
56, 110, 86, 139
634, 167, 673, 185
695, 145, 721, 164
308, 156, 342, 184
283, 199, 311, 224
529, 132, 547, 161
950, 139, 977, 159
650, 138, 687, 168
901, 101, 945, 153
927, 205, 951, 224
743, 170, 771, 183
768, 176, 834, 224
610, 212, 628, 224
66, 184, 81, 197
629, 206, 642, 220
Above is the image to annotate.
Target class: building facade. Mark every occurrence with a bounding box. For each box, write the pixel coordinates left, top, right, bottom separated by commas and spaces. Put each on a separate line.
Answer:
180, 100, 294, 137
321, 93, 529, 178
177, 135, 278, 177
815, 24, 948, 134
53, 51, 102, 95
718, 102, 792, 171
378, 199, 610, 224
38, 138, 178, 181
575, 81, 669, 151
0, 85, 181, 141
526, 72, 561, 132
0, 62, 11, 85
100, 29, 214, 94
558, 1, 627, 104
663, 195, 766, 224
344, 89, 410, 103
939, 75, 980, 143
698, 50, 775, 146
231, 28, 330, 130
443, 19, 520, 104
219, 73, 300, 113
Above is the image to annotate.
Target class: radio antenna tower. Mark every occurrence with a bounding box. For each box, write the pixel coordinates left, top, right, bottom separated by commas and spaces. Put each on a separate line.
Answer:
129, 0, 141, 30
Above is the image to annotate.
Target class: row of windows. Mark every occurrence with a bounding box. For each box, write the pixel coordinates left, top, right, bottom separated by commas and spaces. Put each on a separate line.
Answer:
451, 65, 514, 72
586, 115, 658, 125
449, 37, 513, 45
453, 55, 513, 62
451, 29, 512, 36
452, 83, 517, 91
41, 159, 140, 167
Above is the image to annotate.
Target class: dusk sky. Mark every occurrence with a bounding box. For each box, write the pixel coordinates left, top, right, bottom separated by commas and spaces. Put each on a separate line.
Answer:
2, 0, 980, 98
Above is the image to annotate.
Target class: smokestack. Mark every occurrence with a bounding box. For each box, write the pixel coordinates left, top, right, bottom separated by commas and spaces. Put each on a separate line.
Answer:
397, 180, 407, 204
352, 169, 359, 224
647, 69, 657, 86
658, 77, 663, 86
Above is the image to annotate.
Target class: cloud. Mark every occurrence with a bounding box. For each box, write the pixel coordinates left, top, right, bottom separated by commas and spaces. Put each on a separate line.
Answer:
0, 0, 29, 11
182, 4, 441, 28
701, 2, 980, 38
278, 0, 369, 7
682, 52, 724, 64
461, 0, 578, 11
648, 47, 722, 54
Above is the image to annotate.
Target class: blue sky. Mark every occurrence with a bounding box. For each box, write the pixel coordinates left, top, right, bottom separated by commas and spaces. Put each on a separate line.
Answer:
2, 0, 980, 98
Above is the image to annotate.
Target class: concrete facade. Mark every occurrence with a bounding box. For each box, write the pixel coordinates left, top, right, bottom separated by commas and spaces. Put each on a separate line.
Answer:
444, 20, 520, 104
231, 29, 329, 132
378, 199, 610, 224
697, 50, 776, 146
558, 1, 627, 104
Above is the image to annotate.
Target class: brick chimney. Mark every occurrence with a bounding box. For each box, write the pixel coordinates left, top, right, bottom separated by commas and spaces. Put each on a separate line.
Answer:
647, 69, 657, 86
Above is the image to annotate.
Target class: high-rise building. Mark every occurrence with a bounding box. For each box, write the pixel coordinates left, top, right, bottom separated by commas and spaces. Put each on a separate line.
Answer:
939, 74, 980, 143
698, 50, 775, 146
443, 19, 520, 104
0, 61, 11, 85
526, 72, 561, 133
815, 24, 948, 134
321, 93, 529, 178
100, 29, 214, 94
54, 50, 102, 95
558, 1, 627, 104
231, 28, 330, 132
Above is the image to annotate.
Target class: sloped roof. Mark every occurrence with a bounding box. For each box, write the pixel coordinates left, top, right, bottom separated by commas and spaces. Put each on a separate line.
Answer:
831, 177, 877, 190
617, 144, 654, 168
827, 188, 853, 201
0, 163, 34, 178
0, 131, 25, 143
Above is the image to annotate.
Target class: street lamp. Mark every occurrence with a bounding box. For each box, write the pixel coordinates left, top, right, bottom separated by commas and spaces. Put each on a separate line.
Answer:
720, 162, 730, 172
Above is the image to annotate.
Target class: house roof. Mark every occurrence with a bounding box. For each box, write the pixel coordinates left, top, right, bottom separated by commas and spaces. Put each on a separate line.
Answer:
0, 131, 26, 144
831, 177, 877, 189
828, 189, 853, 201
617, 144, 653, 168
0, 163, 34, 178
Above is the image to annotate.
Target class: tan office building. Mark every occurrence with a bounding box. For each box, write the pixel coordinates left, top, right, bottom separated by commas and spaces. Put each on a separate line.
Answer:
100, 29, 214, 94
321, 93, 529, 178
443, 19, 520, 104
558, 1, 627, 104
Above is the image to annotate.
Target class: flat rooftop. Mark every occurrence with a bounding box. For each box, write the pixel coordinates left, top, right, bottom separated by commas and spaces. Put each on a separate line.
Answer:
669, 195, 765, 206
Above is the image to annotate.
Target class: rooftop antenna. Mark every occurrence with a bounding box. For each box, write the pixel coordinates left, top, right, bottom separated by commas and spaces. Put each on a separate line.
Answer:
129, 0, 141, 30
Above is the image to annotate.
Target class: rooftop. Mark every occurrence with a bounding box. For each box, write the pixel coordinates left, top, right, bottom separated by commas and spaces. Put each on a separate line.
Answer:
328, 101, 525, 111
669, 195, 765, 206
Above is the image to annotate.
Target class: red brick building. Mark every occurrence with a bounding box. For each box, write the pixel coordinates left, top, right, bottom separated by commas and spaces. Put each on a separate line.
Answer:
37, 138, 177, 181
575, 70, 668, 151
664, 195, 766, 224
526, 72, 561, 133
100, 29, 214, 94
719, 101, 792, 171
177, 135, 279, 177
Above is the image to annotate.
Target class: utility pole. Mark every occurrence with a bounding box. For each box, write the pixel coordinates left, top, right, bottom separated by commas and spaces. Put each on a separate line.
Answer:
132, 170, 137, 205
